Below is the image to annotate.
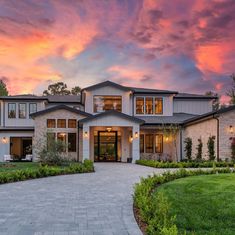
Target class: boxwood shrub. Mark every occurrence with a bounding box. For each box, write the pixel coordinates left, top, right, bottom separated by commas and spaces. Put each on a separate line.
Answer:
0, 160, 94, 184
134, 168, 233, 235
136, 159, 234, 168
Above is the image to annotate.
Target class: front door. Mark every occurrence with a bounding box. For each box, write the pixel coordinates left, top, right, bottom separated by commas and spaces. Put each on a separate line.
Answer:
97, 131, 117, 162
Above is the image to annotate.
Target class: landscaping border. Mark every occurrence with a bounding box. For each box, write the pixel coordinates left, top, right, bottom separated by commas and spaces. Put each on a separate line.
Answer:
133, 167, 233, 235
0, 160, 94, 184
136, 159, 234, 168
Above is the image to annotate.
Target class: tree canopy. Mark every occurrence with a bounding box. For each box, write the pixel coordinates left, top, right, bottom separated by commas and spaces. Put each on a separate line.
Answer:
227, 74, 235, 105
43, 82, 81, 96
0, 79, 9, 96
205, 91, 220, 110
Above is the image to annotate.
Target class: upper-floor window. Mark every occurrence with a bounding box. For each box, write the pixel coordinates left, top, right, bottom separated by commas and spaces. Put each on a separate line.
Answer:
29, 103, 37, 116
57, 119, 66, 128
68, 119, 77, 128
135, 97, 163, 115
19, 103, 26, 119
93, 96, 122, 113
8, 103, 16, 118
47, 119, 56, 128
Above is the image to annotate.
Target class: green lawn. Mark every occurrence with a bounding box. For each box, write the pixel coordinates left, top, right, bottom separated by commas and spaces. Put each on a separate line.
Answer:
0, 162, 39, 172
157, 174, 235, 235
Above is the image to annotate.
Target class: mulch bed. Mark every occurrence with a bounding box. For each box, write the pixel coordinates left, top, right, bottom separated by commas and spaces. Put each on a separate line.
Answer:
133, 205, 147, 235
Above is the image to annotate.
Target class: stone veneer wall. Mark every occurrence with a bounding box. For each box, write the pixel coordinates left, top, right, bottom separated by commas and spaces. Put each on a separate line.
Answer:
183, 118, 217, 160
218, 110, 235, 160
33, 109, 85, 161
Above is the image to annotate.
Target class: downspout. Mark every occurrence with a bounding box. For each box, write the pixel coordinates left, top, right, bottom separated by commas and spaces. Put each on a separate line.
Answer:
77, 121, 80, 162
180, 126, 183, 162
213, 114, 220, 161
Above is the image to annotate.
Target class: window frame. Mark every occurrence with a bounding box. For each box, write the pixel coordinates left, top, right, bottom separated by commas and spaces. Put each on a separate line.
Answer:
93, 95, 122, 113
68, 133, 77, 152
145, 134, 154, 153
57, 119, 66, 128
18, 103, 27, 119
47, 119, 56, 128
68, 119, 77, 128
155, 134, 163, 153
135, 96, 163, 115
29, 103, 37, 117
8, 103, 16, 119
136, 97, 145, 114
140, 134, 145, 153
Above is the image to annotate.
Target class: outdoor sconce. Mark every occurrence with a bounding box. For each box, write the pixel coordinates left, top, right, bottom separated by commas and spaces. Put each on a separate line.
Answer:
229, 125, 233, 134
1, 137, 9, 144
135, 132, 139, 138
106, 127, 112, 132
84, 131, 88, 138
130, 135, 133, 142
165, 137, 169, 142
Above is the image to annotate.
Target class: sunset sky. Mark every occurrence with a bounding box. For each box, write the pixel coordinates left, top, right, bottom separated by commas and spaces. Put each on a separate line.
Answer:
0, 0, 234, 103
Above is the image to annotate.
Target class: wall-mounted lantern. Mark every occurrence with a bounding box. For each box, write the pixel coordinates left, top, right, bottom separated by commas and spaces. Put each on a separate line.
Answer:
229, 125, 233, 134
130, 135, 133, 142
135, 132, 139, 138
1, 137, 9, 144
84, 131, 88, 138
106, 127, 112, 132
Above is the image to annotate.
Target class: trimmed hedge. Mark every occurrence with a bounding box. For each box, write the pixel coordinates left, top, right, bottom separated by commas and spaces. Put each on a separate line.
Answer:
0, 160, 94, 184
136, 159, 234, 168
134, 168, 233, 235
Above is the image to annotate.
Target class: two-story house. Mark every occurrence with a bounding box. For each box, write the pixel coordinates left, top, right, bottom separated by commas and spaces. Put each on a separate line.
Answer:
0, 81, 234, 162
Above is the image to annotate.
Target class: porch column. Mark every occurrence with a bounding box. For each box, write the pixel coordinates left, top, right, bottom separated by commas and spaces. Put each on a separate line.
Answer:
132, 125, 140, 163
82, 125, 90, 161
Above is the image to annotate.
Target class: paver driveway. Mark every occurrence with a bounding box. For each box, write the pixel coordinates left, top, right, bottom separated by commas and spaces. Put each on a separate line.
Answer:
0, 163, 167, 235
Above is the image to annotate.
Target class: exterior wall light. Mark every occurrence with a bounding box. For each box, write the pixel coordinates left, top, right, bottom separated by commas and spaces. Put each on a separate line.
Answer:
135, 132, 139, 138
1, 137, 9, 144
106, 127, 112, 132
229, 125, 233, 134
165, 137, 169, 142
130, 135, 133, 142
84, 131, 88, 138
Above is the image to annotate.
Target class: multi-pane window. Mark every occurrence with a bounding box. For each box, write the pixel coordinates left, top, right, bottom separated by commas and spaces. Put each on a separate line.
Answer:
93, 96, 122, 113
68, 119, 77, 128
57, 133, 66, 152
155, 134, 163, 153
8, 103, 16, 118
68, 133, 76, 152
140, 134, 144, 153
19, 103, 26, 118
145, 134, 154, 153
145, 97, 153, 114
47, 119, 56, 128
155, 98, 163, 114
135, 97, 163, 115
47, 132, 56, 150
57, 119, 66, 128
136, 97, 144, 114
29, 103, 37, 115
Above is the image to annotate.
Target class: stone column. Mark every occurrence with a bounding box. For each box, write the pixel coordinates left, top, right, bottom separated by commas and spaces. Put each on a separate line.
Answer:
82, 125, 90, 161
132, 125, 140, 163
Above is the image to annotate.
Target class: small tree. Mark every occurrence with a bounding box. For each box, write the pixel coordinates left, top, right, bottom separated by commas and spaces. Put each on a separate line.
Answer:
231, 137, 235, 161
71, 86, 81, 95
43, 82, 71, 96
37, 133, 68, 166
196, 138, 203, 160
207, 136, 216, 161
0, 79, 8, 96
184, 137, 192, 160
162, 124, 180, 161
227, 73, 235, 105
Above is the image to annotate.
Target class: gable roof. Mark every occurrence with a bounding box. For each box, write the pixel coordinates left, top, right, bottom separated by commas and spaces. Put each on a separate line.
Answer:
30, 105, 92, 118
80, 110, 145, 124
128, 87, 178, 94
82, 80, 131, 92
183, 105, 235, 125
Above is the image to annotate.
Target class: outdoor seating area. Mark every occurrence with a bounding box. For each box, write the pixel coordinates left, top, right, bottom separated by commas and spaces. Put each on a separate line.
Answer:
3, 154, 33, 162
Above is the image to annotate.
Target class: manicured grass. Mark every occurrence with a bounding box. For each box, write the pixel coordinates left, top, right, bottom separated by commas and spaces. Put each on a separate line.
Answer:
0, 162, 39, 172
157, 174, 235, 235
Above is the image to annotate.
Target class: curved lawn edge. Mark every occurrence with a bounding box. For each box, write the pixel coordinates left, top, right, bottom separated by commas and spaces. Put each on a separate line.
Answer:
136, 159, 234, 168
133, 167, 234, 235
0, 160, 94, 185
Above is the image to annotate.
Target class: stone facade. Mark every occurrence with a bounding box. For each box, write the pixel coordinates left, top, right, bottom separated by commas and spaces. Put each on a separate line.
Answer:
218, 110, 235, 160
184, 118, 217, 160
33, 109, 85, 161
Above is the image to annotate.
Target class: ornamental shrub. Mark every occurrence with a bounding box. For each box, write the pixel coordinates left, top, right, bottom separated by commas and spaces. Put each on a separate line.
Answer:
231, 138, 235, 161
196, 138, 203, 160
207, 136, 216, 160
184, 137, 192, 160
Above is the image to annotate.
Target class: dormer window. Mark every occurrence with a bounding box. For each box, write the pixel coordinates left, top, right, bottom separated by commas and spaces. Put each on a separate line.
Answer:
93, 96, 122, 113
135, 97, 163, 115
